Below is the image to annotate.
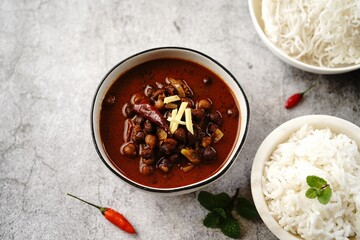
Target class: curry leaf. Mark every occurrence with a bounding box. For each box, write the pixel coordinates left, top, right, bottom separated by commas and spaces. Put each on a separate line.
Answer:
198, 191, 230, 211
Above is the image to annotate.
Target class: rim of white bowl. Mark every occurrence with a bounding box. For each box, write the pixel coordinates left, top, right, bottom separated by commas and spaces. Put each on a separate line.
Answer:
91, 46, 250, 194
251, 114, 360, 239
248, 0, 360, 75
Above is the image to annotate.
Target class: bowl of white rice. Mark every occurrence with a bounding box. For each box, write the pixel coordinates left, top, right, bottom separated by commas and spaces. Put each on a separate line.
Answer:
248, 0, 360, 74
251, 115, 360, 240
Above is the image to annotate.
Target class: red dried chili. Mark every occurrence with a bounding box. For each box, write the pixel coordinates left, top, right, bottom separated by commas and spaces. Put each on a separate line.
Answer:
132, 102, 170, 134
67, 193, 136, 234
285, 85, 314, 109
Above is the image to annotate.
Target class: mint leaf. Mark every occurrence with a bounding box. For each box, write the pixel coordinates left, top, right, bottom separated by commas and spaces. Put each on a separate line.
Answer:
203, 212, 221, 228
213, 208, 227, 220
235, 197, 260, 220
198, 189, 245, 238
318, 186, 332, 204
220, 217, 241, 239
305, 175, 332, 205
198, 191, 230, 211
306, 175, 327, 188
305, 188, 318, 199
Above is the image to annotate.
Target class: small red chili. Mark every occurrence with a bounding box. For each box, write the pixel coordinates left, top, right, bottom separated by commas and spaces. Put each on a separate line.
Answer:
67, 193, 136, 234
132, 102, 171, 134
285, 85, 314, 109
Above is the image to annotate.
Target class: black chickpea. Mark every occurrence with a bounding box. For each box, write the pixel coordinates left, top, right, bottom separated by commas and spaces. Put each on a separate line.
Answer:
173, 128, 187, 143
133, 115, 144, 126
207, 123, 218, 135
163, 111, 172, 119
201, 146, 217, 162
151, 89, 165, 100
133, 131, 145, 143
141, 148, 154, 159
123, 104, 135, 118
131, 92, 146, 104
164, 138, 178, 146
143, 120, 153, 133
144, 85, 154, 97
160, 139, 177, 155
181, 98, 194, 108
164, 85, 177, 96
122, 143, 137, 158
198, 99, 212, 110
142, 157, 155, 165
145, 134, 157, 149
209, 110, 223, 126
191, 109, 205, 121
157, 158, 171, 173
186, 132, 197, 146
141, 165, 153, 176
169, 153, 180, 163
154, 95, 165, 110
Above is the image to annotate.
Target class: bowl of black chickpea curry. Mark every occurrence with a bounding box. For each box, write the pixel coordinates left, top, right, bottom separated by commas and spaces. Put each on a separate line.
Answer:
91, 47, 250, 195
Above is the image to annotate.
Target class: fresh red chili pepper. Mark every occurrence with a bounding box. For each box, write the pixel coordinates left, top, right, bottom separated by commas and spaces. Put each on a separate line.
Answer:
285, 85, 314, 109
132, 102, 171, 134
67, 193, 136, 234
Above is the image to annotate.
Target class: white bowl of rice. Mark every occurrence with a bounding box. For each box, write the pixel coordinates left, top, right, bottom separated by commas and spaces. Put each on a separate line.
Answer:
248, 0, 360, 74
251, 115, 360, 240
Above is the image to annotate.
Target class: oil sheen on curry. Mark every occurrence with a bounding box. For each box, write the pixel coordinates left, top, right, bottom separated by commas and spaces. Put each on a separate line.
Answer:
100, 59, 240, 188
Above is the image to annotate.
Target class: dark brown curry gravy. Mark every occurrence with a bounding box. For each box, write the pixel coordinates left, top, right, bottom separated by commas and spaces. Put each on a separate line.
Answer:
100, 59, 240, 188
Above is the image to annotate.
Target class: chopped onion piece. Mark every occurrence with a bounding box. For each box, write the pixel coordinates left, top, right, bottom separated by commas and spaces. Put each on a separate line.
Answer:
167, 77, 186, 97
181, 148, 201, 164
212, 128, 224, 143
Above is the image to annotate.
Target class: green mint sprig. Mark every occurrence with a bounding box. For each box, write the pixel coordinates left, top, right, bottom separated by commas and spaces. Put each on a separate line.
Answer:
197, 188, 259, 239
305, 175, 332, 204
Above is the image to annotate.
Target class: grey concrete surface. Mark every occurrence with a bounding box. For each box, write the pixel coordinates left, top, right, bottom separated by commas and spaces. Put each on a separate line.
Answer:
1, 0, 359, 239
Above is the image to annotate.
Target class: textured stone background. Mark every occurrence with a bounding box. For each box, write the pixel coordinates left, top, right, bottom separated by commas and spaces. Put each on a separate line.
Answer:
1, 0, 359, 239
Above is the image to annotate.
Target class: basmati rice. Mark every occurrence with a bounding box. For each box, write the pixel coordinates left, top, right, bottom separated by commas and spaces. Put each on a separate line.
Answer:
262, 0, 360, 67
263, 124, 360, 240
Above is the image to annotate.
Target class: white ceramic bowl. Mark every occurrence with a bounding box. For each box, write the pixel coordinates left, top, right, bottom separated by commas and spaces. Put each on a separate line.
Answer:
248, 0, 360, 74
251, 115, 360, 239
91, 47, 250, 196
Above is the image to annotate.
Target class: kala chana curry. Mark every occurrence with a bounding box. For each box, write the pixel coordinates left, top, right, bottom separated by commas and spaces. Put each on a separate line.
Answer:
100, 59, 240, 188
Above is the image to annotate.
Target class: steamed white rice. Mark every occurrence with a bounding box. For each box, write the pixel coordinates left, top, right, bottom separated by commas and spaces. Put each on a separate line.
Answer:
263, 124, 360, 240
